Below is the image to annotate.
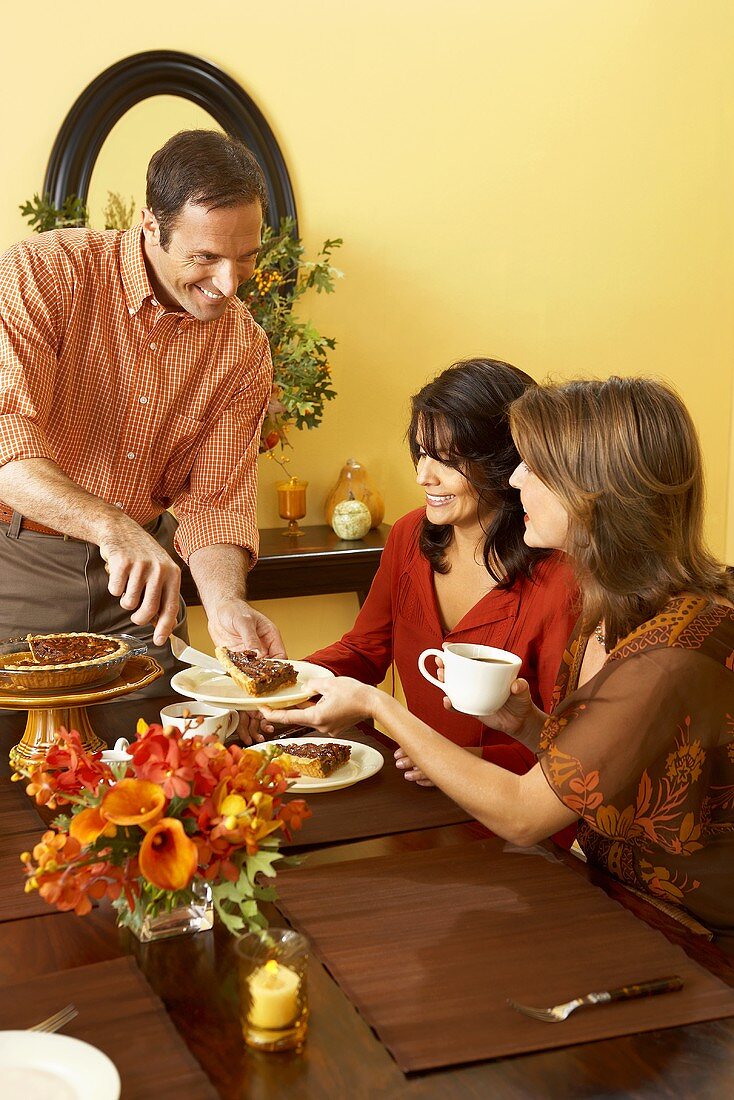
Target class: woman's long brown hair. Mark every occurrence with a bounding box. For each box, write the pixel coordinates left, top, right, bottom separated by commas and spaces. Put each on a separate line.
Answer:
408, 358, 551, 587
509, 376, 733, 648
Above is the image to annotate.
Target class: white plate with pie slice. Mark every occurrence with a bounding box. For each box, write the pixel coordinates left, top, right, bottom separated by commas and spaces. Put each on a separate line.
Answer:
250, 736, 385, 792
170, 660, 334, 711
0, 1031, 120, 1100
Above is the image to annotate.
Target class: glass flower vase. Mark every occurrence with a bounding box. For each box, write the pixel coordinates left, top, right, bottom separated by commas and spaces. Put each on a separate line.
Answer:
117, 880, 214, 943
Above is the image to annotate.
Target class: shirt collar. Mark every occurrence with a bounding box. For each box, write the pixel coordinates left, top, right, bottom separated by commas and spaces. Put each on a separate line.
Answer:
120, 225, 156, 315
119, 225, 242, 324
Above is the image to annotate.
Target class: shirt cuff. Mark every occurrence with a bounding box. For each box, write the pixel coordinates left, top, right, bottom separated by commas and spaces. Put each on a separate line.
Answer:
0, 415, 55, 467
173, 510, 259, 566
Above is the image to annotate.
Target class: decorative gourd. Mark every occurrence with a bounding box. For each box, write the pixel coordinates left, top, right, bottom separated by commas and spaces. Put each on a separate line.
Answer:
331, 499, 372, 540
324, 459, 384, 529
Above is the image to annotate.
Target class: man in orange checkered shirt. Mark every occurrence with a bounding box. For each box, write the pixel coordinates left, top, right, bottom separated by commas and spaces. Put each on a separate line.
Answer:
0, 130, 285, 678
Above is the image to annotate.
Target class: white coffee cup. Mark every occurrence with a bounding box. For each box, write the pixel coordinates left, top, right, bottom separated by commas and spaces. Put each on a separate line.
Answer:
160, 702, 240, 742
417, 643, 522, 715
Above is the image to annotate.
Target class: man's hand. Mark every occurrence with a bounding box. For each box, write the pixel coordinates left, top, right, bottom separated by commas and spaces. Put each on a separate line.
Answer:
99, 525, 181, 647
0, 457, 182, 646
207, 597, 286, 657
187, 545, 286, 658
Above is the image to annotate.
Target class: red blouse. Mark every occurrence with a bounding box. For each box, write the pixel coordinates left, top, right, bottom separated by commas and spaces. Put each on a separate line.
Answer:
308, 509, 579, 771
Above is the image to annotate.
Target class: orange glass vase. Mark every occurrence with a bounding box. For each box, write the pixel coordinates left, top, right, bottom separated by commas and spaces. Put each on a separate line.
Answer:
324, 459, 384, 529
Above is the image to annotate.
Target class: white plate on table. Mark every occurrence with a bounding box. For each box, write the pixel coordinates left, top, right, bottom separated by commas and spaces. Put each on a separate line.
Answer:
252, 736, 384, 793
0, 1031, 120, 1100
170, 660, 334, 711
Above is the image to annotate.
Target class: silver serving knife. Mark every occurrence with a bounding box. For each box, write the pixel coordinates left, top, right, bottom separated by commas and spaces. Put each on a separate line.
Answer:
170, 635, 224, 672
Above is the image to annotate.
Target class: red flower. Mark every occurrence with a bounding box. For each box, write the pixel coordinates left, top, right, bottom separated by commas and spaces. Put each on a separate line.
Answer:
23, 728, 113, 806
129, 730, 195, 799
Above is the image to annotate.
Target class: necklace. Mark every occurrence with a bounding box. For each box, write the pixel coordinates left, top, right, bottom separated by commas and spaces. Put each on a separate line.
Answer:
594, 622, 606, 647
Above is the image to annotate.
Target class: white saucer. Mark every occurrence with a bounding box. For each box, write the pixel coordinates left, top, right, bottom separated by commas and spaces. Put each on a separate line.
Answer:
171, 660, 334, 711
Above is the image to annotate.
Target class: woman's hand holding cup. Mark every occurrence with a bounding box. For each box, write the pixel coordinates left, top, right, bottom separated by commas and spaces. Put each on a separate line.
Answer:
418, 643, 522, 716
418, 642, 546, 743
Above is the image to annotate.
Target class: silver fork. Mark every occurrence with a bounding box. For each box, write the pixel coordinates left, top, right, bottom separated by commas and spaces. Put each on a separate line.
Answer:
29, 1004, 78, 1033
508, 975, 683, 1022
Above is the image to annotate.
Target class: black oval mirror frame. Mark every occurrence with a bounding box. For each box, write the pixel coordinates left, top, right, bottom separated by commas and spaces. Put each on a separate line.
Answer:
43, 49, 298, 232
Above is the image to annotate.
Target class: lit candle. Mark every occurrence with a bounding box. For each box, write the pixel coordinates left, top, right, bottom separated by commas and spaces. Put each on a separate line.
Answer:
248, 959, 300, 1029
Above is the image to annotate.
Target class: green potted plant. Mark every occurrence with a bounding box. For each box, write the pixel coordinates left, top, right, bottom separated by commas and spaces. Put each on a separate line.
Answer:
239, 216, 342, 468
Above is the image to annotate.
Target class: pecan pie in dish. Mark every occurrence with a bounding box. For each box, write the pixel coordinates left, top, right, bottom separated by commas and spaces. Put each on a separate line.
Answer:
215, 647, 298, 696
26, 632, 128, 665
0, 632, 134, 692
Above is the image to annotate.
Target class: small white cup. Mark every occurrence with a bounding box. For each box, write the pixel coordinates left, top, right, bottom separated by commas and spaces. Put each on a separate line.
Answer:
160, 701, 240, 742
101, 737, 133, 764
417, 643, 522, 715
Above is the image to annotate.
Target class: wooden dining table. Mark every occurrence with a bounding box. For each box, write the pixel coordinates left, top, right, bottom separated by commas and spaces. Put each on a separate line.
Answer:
2, 690, 734, 1098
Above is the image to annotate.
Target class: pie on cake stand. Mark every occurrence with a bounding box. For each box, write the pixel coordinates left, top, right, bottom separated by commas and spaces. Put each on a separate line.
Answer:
3, 655, 163, 768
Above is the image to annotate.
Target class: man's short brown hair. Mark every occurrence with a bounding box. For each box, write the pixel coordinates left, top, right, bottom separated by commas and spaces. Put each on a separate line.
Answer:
146, 129, 268, 247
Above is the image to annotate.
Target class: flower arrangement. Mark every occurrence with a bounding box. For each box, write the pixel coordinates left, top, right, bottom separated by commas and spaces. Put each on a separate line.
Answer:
14, 723, 310, 938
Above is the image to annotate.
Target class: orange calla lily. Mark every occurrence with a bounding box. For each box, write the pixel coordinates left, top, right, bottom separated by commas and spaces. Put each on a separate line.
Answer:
69, 806, 116, 845
139, 817, 198, 891
101, 778, 166, 827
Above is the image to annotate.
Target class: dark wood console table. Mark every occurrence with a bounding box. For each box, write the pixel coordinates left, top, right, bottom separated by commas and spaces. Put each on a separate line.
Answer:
179, 524, 390, 607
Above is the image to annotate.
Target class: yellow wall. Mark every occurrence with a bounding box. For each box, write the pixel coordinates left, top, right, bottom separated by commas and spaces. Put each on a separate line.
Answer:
2, 1, 733, 659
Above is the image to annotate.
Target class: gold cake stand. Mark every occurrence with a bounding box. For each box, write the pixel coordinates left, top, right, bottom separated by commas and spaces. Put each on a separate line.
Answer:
4, 655, 163, 768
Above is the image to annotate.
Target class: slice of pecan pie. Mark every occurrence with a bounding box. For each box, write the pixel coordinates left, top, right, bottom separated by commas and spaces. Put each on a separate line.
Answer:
25, 632, 129, 668
215, 647, 298, 696
279, 742, 351, 779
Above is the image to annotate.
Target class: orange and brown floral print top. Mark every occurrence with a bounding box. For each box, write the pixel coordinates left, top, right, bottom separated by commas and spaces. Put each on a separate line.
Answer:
538, 594, 734, 937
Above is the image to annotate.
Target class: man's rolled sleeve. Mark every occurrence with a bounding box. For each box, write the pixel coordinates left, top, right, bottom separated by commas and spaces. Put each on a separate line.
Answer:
0, 414, 55, 468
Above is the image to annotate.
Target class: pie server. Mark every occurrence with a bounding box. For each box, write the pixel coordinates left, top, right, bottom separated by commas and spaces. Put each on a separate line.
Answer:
169, 635, 224, 672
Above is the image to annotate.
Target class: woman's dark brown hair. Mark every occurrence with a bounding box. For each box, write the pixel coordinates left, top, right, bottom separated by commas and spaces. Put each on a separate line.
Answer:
408, 358, 551, 587
146, 129, 268, 248
509, 375, 734, 647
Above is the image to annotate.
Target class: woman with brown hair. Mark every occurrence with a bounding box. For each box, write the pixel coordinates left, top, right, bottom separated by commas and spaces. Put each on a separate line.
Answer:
264, 376, 734, 940
251, 359, 578, 791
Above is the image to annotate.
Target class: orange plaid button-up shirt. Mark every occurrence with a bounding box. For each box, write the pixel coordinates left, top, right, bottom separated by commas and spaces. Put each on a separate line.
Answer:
0, 225, 271, 563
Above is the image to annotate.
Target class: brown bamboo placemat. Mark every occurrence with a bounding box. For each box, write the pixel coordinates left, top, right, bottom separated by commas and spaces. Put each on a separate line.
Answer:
275, 837, 734, 1073
280, 727, 472, 848
0, 774, 43, 837
0, 826, 68, 922
0, 955, 217, 1098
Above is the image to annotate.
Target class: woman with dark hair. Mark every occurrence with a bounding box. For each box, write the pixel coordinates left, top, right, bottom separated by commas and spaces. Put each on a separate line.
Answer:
254, 358, 577, 785
264, 376, 734, 940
